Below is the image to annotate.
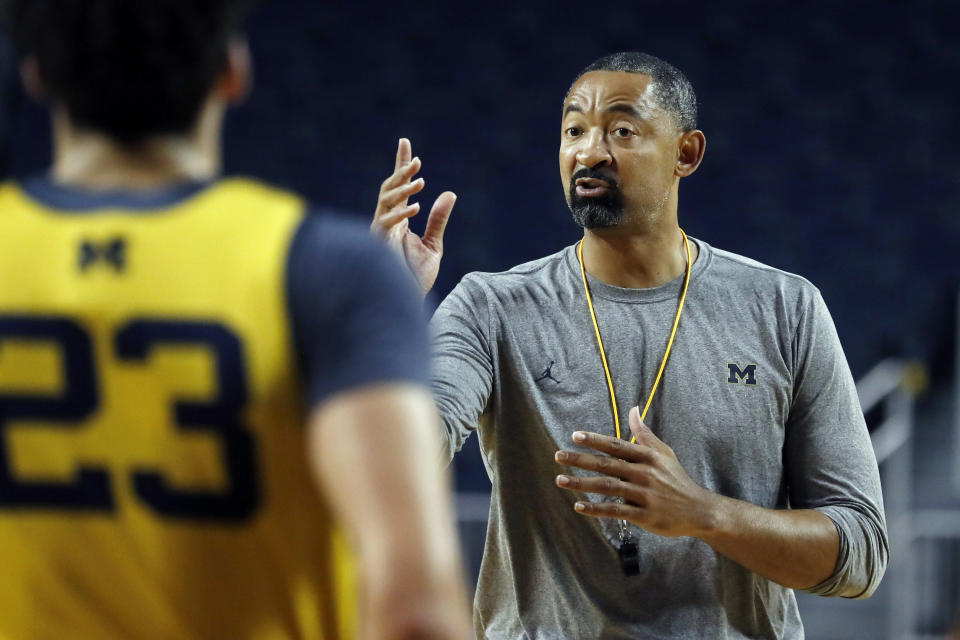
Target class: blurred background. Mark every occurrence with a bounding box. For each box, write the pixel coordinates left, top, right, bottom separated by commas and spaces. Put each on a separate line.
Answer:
1, 0, 957, 637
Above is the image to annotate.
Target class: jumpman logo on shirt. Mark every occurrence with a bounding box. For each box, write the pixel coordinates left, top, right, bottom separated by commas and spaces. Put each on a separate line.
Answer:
534, 361, 560, 384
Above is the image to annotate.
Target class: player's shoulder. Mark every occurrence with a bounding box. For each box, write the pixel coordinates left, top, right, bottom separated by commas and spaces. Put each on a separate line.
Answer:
158, 176, 359, 249
289, 207, 388, 263
210, 175, 297, 200
0, 174, 304, 218
0, 178, 19, 196
700, 240, 822, 308
200, 176, 305, 216
286, 208, 416, 305
0, 178, 39, 211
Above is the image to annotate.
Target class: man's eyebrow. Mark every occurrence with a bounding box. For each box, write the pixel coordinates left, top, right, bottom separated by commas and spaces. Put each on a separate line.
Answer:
562, 103, 645, 118
605, 104, 643, 118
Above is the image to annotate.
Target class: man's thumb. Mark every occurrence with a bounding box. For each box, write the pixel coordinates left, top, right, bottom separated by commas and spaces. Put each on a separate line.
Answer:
423, 191, 456, 250
628, 406, 648, 441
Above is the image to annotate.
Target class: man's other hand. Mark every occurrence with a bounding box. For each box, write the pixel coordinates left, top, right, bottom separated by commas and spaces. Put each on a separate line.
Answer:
372, 137, 456, 294
554, 406, 717, 538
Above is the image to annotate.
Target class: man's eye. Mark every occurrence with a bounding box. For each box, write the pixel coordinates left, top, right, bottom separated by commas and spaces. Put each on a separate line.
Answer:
614, 127, 635, 138
565, 127, 582, 137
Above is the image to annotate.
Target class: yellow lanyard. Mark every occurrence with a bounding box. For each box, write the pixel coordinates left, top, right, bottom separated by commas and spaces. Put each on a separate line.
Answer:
576, 230, 692, 443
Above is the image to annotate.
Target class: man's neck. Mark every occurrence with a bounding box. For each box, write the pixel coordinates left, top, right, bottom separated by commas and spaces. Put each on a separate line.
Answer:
580, 223, 698, 289
50, 102, 222, 191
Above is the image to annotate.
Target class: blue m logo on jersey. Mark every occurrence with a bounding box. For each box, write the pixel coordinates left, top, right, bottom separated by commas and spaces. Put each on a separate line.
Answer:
727, 363, 757, 385
78, 237, 126, 273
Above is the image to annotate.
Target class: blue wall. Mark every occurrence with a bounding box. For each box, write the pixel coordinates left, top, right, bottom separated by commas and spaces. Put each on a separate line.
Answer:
3, 0, 957, 396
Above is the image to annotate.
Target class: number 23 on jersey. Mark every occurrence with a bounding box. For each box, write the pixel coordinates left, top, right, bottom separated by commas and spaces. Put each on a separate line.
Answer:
0, 314, 259, 523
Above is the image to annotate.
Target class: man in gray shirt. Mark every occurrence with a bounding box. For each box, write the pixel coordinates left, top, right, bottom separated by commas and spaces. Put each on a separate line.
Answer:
372, 51, 887, 639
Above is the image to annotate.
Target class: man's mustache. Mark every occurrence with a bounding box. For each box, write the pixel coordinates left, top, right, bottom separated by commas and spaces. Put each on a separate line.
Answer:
570, 167, 621, 190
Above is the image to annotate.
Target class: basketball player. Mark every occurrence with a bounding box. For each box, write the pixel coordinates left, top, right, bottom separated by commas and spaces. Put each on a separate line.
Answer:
0, 1, 469, 639
374, 52, 887, 638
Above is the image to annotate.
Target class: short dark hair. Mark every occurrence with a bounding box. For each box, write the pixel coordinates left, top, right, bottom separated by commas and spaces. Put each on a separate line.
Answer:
569, 51, 698, 132
3, 0, 254, 145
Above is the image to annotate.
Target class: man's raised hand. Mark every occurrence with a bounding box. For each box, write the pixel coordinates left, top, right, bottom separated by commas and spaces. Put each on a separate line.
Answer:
371, 138, 456, 294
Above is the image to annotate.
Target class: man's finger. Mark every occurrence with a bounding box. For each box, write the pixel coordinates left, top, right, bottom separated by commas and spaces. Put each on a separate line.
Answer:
555, 449, 637, 479
572, 499, 645, 522
422, 191, 456, 251
569, 430, 653, 463
555, 474, 646, 504
372, 216, 409, 249
380, 178, 425, 209
380, 157, 422, 195
394, 138, 412, 173
374, 203, 421, 231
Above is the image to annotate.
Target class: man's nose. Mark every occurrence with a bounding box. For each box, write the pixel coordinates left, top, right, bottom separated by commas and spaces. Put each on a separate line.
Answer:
575, 129, 613, 169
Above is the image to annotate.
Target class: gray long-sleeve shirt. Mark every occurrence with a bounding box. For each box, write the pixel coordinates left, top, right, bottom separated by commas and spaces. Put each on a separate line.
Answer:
431, 239, 888, 640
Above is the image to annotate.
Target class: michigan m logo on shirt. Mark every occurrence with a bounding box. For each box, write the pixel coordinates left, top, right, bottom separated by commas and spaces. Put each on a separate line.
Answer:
727, 363, 757, 385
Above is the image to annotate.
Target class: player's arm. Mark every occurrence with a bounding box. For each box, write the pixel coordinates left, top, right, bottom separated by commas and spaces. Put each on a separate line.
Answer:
289, 215, 470, 639
307, 385, 469, 640
371, 138, 456, 295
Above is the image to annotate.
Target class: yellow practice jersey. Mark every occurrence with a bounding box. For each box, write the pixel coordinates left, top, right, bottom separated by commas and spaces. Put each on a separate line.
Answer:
0, 177, 358, 639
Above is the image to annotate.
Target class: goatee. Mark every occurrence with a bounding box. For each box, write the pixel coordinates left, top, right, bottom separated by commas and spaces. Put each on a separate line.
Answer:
567, 168, 624, 229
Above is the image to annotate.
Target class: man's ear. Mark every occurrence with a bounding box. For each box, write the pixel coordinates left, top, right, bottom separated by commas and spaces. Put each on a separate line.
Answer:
675, 129, 706, 178
215, 38, 252, 104
20, 56, 46, 101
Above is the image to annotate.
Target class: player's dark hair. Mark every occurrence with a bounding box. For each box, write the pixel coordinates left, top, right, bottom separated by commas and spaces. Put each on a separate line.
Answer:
569, 52, 698, 132
2, 0, 255, 145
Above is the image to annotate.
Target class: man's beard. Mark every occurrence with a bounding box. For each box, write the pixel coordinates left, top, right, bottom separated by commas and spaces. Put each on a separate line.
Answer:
567, 168, 625, 229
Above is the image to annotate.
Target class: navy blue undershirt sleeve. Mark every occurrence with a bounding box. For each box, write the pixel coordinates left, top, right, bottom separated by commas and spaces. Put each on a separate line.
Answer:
286, 210, 430, 410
